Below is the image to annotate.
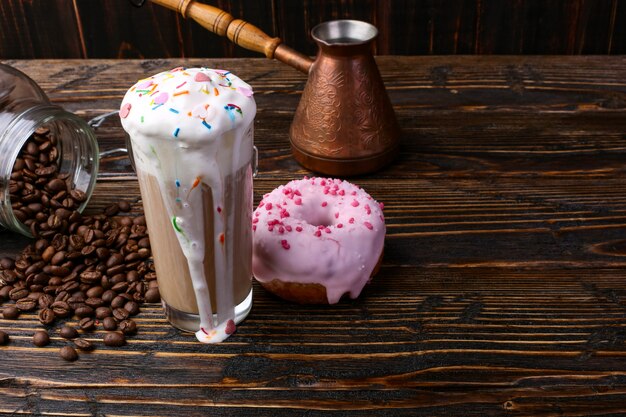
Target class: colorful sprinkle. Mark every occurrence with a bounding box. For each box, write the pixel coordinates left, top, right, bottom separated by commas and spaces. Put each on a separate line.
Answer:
296, 226, 303, 232
154, 92, 169, 104
194, 72, 211, 82
169, 108, 180, 114
172, 216, 183, 233
364, 221, 373, 230
351, 200, 360, 207
173, 90, 189, 96
176, 81, 187, 89
237, 86, 253, 97
219, 233, 225, 244
321, 202, 327, 207
349, 217, 355, 224
337, 223, 343, 228
225, 103, 243, 116
281, 240, 290, 250
173, 127, 180, 137
137, 80, 153, 89
314, 230, 322, 237
119, 103, 131, 118
140, 115, 144, 123
175, 179, 181, 188
152, 104, 163, 110
202, 120, 211, 130
225, 319, 236, 335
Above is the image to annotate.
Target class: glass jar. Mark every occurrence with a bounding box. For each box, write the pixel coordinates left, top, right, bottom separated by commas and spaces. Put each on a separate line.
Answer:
0, 63, 99, 237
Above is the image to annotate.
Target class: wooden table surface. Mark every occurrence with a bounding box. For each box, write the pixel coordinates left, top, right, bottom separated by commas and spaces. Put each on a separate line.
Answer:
1, 56, 626, 416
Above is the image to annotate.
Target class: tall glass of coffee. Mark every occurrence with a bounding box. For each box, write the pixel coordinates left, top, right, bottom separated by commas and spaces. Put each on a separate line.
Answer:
120, 67, 255, 343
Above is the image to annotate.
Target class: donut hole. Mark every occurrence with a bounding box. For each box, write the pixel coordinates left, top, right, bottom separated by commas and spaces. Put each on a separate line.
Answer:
304, 210, 334, 228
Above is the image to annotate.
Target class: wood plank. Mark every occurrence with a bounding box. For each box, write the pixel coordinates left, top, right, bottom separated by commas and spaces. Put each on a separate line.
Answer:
0, 57, 626, 415
0, 0, 83, 58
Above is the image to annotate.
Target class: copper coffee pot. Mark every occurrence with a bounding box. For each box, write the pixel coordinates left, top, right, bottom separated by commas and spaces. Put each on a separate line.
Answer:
148, 0, 400, 176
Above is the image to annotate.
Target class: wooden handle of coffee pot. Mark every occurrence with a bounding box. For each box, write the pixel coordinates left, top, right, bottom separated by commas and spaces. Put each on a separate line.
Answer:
150, 0, 313, 73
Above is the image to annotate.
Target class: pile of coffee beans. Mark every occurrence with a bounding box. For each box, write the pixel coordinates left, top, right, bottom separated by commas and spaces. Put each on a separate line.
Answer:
0, 130, 161, 361
8, 126, 90, 236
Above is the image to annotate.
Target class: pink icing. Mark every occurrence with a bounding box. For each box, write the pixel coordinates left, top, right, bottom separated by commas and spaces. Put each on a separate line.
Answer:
252, 177, 385, 304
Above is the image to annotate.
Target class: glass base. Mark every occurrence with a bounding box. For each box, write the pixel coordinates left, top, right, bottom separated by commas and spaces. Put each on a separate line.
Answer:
163, 288, 253, 333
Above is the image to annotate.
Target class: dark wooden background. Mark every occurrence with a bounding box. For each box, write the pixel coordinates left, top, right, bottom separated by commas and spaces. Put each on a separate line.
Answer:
0, 0, 624, 59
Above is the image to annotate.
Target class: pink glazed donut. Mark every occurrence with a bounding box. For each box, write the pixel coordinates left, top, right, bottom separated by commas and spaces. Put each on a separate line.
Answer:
252, 177, 385, 304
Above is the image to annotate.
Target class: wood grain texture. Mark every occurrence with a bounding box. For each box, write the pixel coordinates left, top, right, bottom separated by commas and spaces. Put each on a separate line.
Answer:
1, 1, 626, 59
0, 56, 626, 415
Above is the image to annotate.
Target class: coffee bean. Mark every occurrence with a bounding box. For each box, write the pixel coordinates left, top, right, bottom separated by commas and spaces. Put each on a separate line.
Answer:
60, 346, 78, 361
0, 257, 15, 269
41, 246, 56, 262
132, 216, 146, 226
70, 189, 86, 202
60, 326, 78, 339
0, 285, 13, 300
46, 178, 66, 192
110, 295, 126, 309
111, 282, 129, 293
110, 273, 126, 285
104, 204, 119, 217
79, 270, 101, 284
38, 308, 56, 325
74, 305, 94, 318
124, 301, 140, 316
86, 286, 104, 298
145, 288, 160, 303
102, 316, 117, 330
78, 317, 95, 331
74, 338, 94, 351
101, 289, 116, 304
1, 270, 18, 286
3, 306, 20, 320
9, 287, 29, 301
118, 201, 131, 212
16, 297, 37, 311
95, 306, 112, 320
112, 307, 129, 321
85, 297, 105, 308
51, 301, 70, 318
103, 332, 126, 347
33, 330, 50, 347
119, 319, 137, 335
105, 253, 124, 268
38, 293, 54, 309
50, 251, 66, 266
0, 331, 9, 345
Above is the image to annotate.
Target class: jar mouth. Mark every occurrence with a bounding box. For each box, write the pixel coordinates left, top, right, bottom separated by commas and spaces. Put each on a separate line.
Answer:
0, 105, 99, 237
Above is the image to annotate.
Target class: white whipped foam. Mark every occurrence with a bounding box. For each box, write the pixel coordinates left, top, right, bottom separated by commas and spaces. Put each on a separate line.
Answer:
120, 67, 256, 343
